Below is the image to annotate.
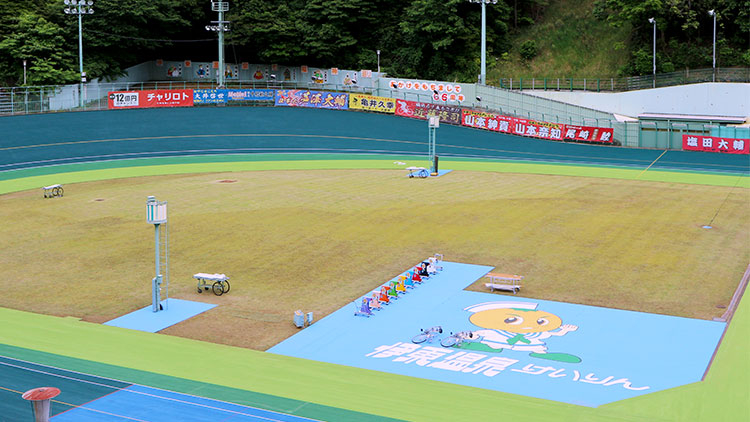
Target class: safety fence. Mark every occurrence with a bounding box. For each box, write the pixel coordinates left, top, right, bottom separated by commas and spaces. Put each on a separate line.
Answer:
499, 67, 750, 92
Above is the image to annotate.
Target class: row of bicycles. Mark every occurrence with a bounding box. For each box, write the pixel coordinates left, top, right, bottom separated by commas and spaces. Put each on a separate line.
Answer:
412, 326, 478, 348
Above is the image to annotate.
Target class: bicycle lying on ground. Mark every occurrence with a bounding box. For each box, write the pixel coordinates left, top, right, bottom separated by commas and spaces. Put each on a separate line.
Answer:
440, 330, 477, 347
411, 326, 443, 344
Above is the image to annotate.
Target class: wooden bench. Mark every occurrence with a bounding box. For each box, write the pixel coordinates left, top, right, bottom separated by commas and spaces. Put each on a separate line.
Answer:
484, 272, 524, 294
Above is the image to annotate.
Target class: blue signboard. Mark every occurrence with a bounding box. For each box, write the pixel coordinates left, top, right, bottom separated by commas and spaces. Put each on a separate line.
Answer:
193, 89, 274, 104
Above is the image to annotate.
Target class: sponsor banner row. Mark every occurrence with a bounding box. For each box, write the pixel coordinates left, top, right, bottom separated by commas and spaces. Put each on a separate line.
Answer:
462, 109, 614, 144
682, 135, 749, 154
193, 89, 275, 104
349, 93, 395, 113
106, 89, 622, 146
108, 89, 193, 109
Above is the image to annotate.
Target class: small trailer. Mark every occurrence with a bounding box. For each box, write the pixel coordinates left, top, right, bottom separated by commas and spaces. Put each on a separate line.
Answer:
42, 184, 64, 198
194, 273, 231, 296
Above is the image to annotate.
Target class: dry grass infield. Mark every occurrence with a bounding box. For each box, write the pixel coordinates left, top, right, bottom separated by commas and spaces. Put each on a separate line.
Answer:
1, 169, 747, 350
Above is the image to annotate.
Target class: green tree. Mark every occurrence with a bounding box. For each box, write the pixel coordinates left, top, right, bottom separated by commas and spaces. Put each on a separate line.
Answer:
594, 0, 749, 75
0, 11, 78, 85
393, 0, 510, 81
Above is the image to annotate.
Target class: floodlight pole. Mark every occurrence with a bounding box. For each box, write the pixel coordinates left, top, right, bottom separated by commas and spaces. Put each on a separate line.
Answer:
207, 1, 231, 88
428, 116, 439, 174
708, 9, 716, 82
648, 17, 656, 88
63, 0, 94, 108
468, 0, 497, 85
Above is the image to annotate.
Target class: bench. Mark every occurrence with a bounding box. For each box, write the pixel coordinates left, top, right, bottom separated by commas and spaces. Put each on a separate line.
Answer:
42, 184, 64, 198
484, 272, 524, 294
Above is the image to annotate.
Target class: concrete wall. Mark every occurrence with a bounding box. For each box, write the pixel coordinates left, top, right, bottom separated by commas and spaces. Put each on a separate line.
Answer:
524, 83, 750, 118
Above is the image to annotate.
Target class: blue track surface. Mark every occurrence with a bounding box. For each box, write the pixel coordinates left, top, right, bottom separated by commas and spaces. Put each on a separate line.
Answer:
53, 385, 319, 422
1, 107, 747, 174
0, 354, 320, 422
269, 261, 725, 407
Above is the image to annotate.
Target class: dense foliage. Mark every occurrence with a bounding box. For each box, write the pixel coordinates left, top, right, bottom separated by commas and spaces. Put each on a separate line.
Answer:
0, 0, 746, 86
594, 0, 750, 75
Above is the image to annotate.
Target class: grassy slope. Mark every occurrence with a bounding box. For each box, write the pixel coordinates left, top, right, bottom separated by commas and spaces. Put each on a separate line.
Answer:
489, 0, 632, 80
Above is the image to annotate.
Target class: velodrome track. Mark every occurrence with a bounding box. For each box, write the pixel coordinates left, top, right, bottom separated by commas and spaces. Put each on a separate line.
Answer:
1, 107, 748, 175
0, 106, 748, 422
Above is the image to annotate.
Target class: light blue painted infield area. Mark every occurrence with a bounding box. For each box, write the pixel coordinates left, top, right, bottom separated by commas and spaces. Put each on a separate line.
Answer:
51, 384, 319, 422
269, 261, 726, 407
103, 298, 216, 333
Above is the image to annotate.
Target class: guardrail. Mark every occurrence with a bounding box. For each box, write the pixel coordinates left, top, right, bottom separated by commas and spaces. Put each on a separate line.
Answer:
499, 67, 750, 92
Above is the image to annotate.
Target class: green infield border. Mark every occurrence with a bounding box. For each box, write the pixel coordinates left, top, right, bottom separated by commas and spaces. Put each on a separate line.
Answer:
0, 153, 748, 196
0, 154, 748, 422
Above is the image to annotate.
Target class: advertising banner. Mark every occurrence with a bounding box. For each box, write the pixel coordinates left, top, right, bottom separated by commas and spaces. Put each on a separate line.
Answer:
274, 90, 348, 110
513, 117, 566, 141
193, 89, 275, 104
462, 109, 513, 133
462, 109, 613, 144
394, 100, 461, 125
108, 89, 193, 109
462, 110, 564, 140
682, 134, 749, 154
349, 94, 395, 113
563, 125, 614, 144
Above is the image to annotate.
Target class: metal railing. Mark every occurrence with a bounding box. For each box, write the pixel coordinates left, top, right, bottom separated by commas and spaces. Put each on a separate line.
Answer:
499, 67, 750, 92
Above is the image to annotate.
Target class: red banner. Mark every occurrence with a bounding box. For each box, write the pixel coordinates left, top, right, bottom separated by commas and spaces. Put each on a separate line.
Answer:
563, 125, 614, 144
462, 109, 613, 144
108, 89, 193, 109
682, 134, 749, 154
511, 117, 566, 141
395, 99, 461, 125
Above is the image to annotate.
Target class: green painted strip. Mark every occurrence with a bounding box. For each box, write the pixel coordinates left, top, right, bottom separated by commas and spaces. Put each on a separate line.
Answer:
1, 155, 747, 198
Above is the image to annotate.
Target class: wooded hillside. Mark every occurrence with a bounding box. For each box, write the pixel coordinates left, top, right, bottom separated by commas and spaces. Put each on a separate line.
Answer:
0, 0, 747, 86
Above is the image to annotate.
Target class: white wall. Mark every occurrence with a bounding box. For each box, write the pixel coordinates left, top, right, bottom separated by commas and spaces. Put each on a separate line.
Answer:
524, 83, 750, 118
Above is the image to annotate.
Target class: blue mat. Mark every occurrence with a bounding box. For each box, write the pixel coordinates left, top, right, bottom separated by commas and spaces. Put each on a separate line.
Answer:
269, 261, 725, 407
103, 299, 216, 333
430, 169, 452, 177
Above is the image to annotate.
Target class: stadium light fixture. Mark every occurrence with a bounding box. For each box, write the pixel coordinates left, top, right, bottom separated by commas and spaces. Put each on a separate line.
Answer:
63, 0, 94, 108
708, 9, 716, 82
206, 1, 231, 87
648, 18, 656, 88
468, 0, 498, 85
